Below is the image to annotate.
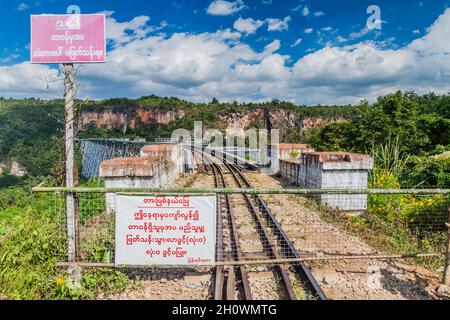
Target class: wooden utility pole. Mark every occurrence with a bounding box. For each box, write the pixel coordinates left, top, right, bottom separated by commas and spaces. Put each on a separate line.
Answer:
64, 63, 77, 262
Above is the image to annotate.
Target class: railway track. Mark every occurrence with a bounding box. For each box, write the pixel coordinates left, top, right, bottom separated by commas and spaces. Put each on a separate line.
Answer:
192, 148, 327, 300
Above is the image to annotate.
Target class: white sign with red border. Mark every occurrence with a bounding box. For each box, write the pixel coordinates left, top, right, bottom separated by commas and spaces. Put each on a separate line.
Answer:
115, 194, 217, 266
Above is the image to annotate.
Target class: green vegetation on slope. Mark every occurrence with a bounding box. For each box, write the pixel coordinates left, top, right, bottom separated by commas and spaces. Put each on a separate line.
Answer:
304, 91, 450, 187
0, 98, 64, 177
0, 181, 131, 300
0, 95, 355, 178
0, 91, 448, 187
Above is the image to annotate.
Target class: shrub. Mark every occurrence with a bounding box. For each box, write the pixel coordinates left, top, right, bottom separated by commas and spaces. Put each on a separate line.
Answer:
0, 186, 130, 299
369, 135, 410, 183
402, 153, 450, 188
290, 150, 300, 158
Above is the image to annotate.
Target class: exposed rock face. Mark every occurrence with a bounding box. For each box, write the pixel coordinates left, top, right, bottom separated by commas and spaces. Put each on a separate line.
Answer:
10, 161, 28, 177
218, 109, 263, 134
78, 106, 341, 136
0, 161, 28, 177
269, 110, 297, 129
301, 117, 343, 132
134, 108, 187, 127
78, 107, 188, 133
79, 109, 129, 131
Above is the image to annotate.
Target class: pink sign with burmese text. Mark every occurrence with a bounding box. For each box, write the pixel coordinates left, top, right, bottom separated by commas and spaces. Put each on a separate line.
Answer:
31, 14, 106, 64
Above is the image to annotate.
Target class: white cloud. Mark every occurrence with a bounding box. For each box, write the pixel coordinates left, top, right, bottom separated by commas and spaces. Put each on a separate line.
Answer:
348, 27, 371, 40
234, 16, 293, 35
302, 6, 310, 16
266, 16, 291, 31
74, 27, 264, 99
291, 4, 302, 12
287, 9, 450, 103
17, 1, 41, 11
263, 39, 281, 54
337, 27, 374, 43
413, 29, 421, 34
206, 0, 245, 16
291, 38, 302, 48
408, 10, 450, 53
233, 17, 264, 35
103, 11, 160, 47
2, 9, 450, 105
215, 28, 242, 40
314, 11, 325, 17
17, 3, 29, 11
0, 53, 20, 64
0, 63, 61, 98
304, 28, 313, 34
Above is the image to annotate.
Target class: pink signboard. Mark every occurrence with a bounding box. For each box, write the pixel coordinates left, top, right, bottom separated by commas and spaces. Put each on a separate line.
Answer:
31, 14, 106, 64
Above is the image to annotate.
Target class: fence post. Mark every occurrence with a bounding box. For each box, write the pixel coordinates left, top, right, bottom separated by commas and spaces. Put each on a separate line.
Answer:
443, 206, 450, 285
438, 205, 450, 296
63, 63, 81, 286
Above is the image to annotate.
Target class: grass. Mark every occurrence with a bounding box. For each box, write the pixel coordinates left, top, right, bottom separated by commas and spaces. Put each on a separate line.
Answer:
291, 277, 309, 300
0, 186, 132, 300
291, 194, 448, 271
79, 211, 115, 264
290, 150, 300, 158
369, 135, 410, 181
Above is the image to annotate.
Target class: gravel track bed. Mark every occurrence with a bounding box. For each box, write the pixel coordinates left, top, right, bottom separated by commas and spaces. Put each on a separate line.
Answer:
245, 171, 442, 300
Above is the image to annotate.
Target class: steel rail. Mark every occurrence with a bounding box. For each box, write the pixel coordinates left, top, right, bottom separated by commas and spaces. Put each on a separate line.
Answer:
210, 156, 225, 300
191, 148, 225, 300
228, 163, 328, 300
224, 162, 298, 300
212, 161, 252, 300
194, 149, 252, 300
209, 148, 326, 299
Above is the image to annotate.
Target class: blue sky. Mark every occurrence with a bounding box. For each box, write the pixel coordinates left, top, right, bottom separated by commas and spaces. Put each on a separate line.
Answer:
0, 0, 450, 105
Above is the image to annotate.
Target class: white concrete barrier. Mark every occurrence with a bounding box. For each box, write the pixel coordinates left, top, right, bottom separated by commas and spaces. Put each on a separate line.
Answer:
280, 152, 374, 213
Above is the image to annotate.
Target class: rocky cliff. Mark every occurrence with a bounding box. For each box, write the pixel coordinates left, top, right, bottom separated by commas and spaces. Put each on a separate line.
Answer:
78, 107, 188, 133
0, 161, 28, 177
78, 106, 341, 136
217, 108, 341, 135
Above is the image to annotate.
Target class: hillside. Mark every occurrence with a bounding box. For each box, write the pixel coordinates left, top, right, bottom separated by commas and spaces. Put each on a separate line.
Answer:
0, 92, 449, 187
77, 96, 353, 140
0, 96, 353, 179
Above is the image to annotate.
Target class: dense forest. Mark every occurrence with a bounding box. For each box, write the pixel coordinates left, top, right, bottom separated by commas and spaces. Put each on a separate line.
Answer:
304, 92, 450, 187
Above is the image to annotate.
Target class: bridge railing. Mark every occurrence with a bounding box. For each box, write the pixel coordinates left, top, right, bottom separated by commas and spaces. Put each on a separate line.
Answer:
77, 139, 151, 178
155, 138, 179, 144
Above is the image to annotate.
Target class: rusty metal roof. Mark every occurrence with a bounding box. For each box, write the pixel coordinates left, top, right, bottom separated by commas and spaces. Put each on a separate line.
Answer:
302, 152, 373, 163
99, 156, 167, 177
140, 144, 176, 154
278, 143, 312, 150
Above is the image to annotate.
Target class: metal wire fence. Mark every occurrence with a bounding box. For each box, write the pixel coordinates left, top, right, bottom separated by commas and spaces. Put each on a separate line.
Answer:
35, 187, 450, 270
